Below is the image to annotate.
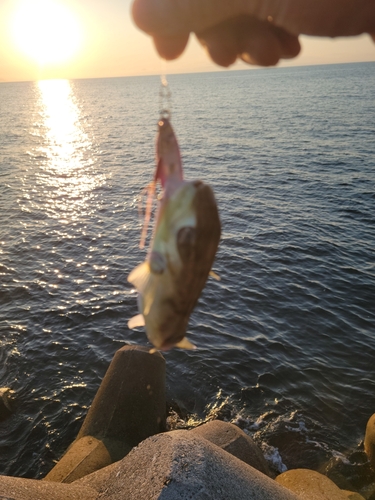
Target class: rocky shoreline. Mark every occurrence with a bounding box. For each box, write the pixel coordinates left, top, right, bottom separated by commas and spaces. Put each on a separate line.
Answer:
1, 346, 374, 499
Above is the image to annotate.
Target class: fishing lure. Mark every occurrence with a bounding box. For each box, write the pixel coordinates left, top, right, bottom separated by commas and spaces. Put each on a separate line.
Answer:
127, 118, 221, 350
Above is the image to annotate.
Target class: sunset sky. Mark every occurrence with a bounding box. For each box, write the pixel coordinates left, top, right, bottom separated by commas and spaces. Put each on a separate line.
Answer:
0, 0, 374, 82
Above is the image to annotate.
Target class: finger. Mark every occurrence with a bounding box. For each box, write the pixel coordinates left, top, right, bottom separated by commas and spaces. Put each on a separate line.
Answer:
153, 34, 190, 60
132, 0, 258, 36
197, 16, 300, 67
237, 18, 284, 66
196, 18, 240, 67
236, 17, 300, 62
272, 26, 301, 59
132, 0, 375, 41
197, 17, 282, 67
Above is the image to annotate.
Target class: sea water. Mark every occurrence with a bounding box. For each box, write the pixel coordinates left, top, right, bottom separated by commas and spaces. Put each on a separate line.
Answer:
0, 62, 374, 480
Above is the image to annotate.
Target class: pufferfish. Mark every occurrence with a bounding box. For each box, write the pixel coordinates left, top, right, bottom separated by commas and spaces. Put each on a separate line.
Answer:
127, 118, 221, 351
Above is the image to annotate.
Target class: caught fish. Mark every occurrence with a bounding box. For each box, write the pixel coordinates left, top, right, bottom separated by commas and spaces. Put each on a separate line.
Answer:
127, 118, 221, 351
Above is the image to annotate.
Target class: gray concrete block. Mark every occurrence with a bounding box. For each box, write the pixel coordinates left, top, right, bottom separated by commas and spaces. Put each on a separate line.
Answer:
44, 435, 114, 483
75, 430, 301, 499
0, 474, 97, 500
44, 345, 166, 483
77, 345, 166, 447
74, 461, 120, 493
190, 420, 271, 476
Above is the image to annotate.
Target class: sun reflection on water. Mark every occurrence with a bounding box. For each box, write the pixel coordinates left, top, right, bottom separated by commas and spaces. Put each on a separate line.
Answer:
34, 79, 105, 221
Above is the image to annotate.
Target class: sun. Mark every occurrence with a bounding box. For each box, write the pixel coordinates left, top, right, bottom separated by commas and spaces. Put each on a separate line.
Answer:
11, 0, 82, 66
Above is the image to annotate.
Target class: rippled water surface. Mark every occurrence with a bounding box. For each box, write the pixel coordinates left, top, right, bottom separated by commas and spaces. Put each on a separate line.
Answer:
1, 63, 375, 481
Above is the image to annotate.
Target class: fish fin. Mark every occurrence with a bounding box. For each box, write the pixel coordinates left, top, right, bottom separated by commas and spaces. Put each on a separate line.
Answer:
128, 314, 145, 329
141, 277, 157, 316
128, 261, 157, 316
209, 270, 221, 281
175, 338, 197, 350
149, 348, 158, 354
128, 262, 151, 293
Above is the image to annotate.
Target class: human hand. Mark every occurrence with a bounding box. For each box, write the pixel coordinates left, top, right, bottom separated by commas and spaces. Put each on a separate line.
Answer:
132, 0, 375, 67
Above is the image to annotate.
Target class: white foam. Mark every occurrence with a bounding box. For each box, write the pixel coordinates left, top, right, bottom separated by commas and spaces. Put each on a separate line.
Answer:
331, 450, 351, 465
286, 419, 307, 433
261, 443, 287, 473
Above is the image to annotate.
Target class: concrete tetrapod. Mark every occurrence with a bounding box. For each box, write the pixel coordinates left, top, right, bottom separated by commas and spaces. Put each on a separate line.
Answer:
276, 469, 351, 499
364, 413, 375, 470
190, 420, 271, 476
341, 491, 366, 500
75, 430, 301, 499
0, 475, 97, 500
44, 345, 166, 483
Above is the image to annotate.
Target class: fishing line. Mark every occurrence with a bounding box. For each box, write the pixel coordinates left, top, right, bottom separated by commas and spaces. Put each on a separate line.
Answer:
159, 59, 171, 120
139, 60, 172, 249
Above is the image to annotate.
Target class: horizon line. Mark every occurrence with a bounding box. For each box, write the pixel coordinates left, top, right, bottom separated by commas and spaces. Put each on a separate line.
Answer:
1, 59, 374, 85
